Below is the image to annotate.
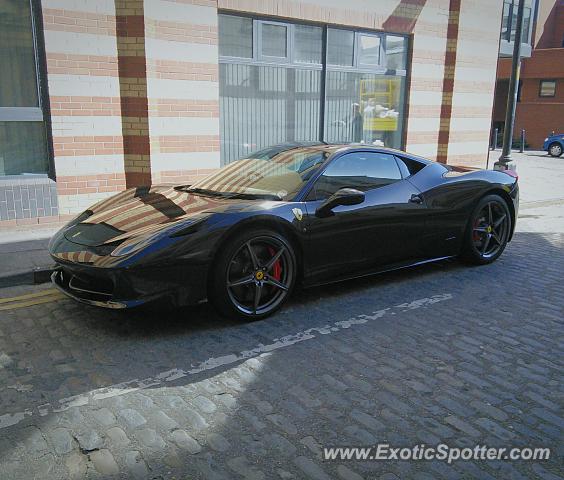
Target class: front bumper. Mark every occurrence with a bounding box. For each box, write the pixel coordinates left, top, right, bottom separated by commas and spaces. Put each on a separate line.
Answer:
51, 269, 148, 309
50, 259, 209, 309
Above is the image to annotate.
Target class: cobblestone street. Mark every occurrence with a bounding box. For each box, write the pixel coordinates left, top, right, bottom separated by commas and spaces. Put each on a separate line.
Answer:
0, 153, 563, 479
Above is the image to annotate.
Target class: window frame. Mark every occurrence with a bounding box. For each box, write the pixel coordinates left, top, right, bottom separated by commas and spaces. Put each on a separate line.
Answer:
256, 19, 292, 63
539, 79, 556, 98
0, 0, 54, 179
301, 148, 404, 201
218, 15, 408, 74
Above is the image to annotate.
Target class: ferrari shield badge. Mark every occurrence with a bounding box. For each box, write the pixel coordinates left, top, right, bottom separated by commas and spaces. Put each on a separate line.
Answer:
292, 208, 303, 221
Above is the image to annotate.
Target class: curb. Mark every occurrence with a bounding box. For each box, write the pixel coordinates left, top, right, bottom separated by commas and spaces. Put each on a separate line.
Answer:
0, 267, 55, 289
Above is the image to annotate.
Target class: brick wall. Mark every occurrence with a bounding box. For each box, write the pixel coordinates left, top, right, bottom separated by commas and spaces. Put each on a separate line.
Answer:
445, 0, 502, 167
516, 76, 564, 148
42, 0, 127, 215
144, 0, 221, 186
496, 46, 564, 149
39, 0, 221, 216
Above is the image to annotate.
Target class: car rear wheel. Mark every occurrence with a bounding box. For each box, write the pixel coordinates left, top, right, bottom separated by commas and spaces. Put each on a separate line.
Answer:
548, 142, 563, 157
208, 229, 297, 321
461, 194, 511, 265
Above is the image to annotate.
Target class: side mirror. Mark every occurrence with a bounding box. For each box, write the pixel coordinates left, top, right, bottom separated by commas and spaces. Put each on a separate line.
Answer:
315, 188, 365, 217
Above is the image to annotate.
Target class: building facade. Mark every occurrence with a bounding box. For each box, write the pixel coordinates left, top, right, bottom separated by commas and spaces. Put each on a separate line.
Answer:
0, 0, 505, 225
493, 0, 564, 149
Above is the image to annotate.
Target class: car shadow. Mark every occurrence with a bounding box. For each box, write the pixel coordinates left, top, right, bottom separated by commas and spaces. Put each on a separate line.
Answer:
76, 256, 462, 340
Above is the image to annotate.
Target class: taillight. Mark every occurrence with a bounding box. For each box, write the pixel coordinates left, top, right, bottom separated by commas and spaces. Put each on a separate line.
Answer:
502, 169, 518, 181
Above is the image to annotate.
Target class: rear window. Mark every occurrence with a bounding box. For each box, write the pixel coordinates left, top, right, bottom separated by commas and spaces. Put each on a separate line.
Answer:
395, 156, 426, 177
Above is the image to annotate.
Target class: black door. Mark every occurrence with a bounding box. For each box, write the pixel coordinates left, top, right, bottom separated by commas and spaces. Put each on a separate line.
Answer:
302, 151, 428, 284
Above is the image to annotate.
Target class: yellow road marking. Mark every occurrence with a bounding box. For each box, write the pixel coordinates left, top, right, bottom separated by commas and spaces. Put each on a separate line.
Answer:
0, 289, 66, 311
0, 294, 65, 311
0, 288, 60, 305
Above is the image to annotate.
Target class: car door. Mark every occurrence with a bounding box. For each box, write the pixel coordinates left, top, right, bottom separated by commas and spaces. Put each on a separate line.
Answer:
302, 150, 428, 284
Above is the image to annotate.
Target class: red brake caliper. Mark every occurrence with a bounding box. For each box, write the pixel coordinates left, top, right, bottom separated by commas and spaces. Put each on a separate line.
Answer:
267, 247, 282, 281
473, 218, 481, 242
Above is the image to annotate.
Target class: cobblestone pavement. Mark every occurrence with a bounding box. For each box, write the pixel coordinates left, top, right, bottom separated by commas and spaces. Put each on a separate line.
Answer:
0, 203, 563, 478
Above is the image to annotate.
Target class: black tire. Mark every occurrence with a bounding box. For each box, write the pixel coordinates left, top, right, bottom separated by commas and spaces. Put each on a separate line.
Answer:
548, 142, 563, 157
208, 228, 297, 321
461, 194, 512, 265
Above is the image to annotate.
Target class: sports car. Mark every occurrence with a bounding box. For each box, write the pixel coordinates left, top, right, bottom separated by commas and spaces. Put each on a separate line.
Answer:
49, 143, 519, 320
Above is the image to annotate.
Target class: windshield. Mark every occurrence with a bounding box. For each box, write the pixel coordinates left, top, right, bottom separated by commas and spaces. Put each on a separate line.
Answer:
186, 147, 331, 200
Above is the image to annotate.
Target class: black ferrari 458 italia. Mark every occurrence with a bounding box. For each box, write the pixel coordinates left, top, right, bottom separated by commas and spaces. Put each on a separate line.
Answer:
49, 143, 519, 320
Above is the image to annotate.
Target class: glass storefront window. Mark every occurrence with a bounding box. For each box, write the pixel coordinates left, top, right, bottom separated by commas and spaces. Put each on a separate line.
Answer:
0, 0, 39, 107
385, 35, 407, 70
0, 122, 48, 175
327, 29, 354, 66
521, 7, 531, 43
295, 25, 322, 64
0, 0, 50, 176
502, 2, 511, 40
324, 72, 405, 149
219, 64, 321, 163
218, 15, 253, 58
503, 0, 533, 44
358, 35, 381, 66
219, 16, 408, 163
261, 23, 288, 58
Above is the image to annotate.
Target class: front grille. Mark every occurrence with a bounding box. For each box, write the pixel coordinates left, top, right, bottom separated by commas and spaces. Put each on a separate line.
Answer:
58, 269, 114, 301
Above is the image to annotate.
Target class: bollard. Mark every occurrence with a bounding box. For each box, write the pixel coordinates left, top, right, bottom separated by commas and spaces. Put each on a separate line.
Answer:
492, 128, 498, 150
520, 129, 525, 153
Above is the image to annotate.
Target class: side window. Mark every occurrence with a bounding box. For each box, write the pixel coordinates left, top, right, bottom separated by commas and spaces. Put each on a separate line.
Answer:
308, 152, 401, 201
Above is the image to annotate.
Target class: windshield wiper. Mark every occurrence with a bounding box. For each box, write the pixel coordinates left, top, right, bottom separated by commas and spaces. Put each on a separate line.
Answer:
177, 186, 282, 201
223, 192, 283, 201
176, 187, 228, 197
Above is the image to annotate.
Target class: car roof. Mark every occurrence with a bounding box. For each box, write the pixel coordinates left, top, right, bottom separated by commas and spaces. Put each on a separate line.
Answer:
251, 142, 432, 165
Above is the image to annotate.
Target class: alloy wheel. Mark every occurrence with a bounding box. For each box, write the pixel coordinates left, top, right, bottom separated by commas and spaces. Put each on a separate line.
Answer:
549, 143, 562, 157
472, 201, 510, 259
226, 236, 294, 316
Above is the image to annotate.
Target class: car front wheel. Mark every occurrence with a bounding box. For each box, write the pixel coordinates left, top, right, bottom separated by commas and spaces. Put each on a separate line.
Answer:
462, 194, 511, 265
548, 142, 563, 157
209, 229, 297, 321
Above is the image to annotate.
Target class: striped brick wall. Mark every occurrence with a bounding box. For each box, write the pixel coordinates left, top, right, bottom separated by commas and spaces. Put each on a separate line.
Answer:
447, 0, 503, 167
42, 0, 126, 214
144, 0, 221, 185
40, 0, 222, 216
115, 0, 153, 187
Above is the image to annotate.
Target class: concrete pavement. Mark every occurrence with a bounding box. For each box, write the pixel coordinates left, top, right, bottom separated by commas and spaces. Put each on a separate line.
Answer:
0, 224, 61, 287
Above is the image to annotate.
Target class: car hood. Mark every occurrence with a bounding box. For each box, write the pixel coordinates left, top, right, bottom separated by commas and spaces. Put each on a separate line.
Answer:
64, 185, 255, 246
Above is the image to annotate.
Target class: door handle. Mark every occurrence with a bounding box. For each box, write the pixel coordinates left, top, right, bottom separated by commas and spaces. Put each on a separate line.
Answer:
409, 194, 424, 204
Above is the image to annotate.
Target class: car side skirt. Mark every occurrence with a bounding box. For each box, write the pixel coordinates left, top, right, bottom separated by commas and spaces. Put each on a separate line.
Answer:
302, 255, 455, 289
